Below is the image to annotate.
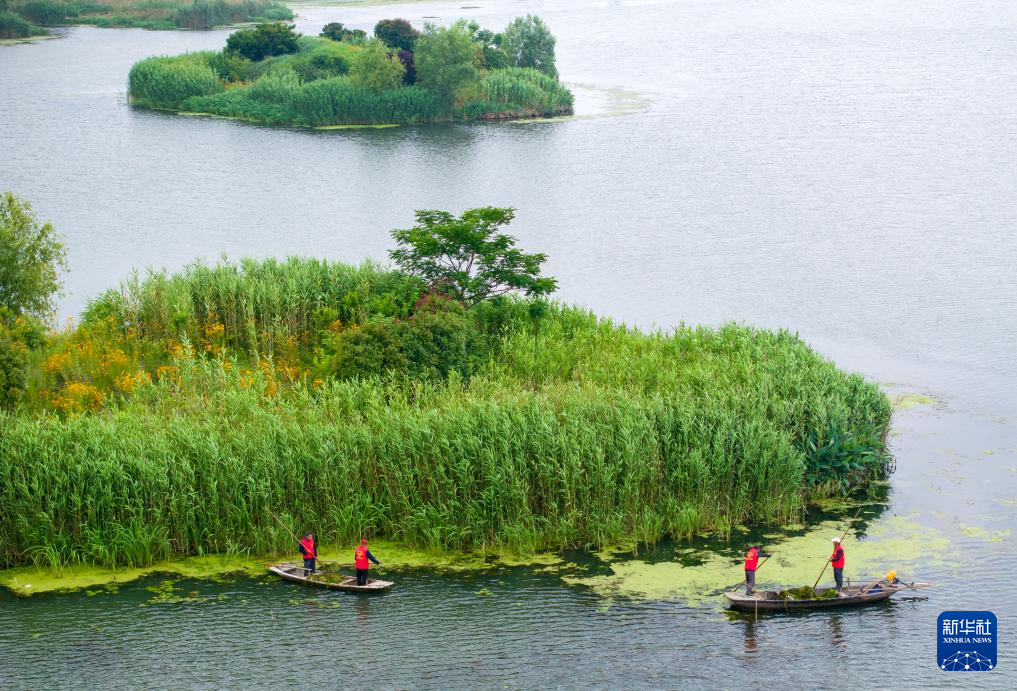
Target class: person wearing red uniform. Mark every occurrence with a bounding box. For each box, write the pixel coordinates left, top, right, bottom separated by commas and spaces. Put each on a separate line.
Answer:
298, 532, 317, 576
354, 538, 381, 586
829, 537, 845, 589
743, 545, 771, 595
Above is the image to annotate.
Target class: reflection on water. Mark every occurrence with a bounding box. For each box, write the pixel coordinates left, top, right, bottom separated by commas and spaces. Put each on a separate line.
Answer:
2, 0, 1016, 687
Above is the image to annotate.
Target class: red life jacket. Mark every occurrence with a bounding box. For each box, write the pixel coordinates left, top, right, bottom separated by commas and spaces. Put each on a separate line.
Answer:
831, 545, 845, 569
300, 537, 316, 560
744, 547, 759, 571
355, 546, 369, 569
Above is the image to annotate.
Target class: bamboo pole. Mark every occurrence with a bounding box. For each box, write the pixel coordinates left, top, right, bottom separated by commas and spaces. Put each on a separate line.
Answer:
812, 509, 861, 590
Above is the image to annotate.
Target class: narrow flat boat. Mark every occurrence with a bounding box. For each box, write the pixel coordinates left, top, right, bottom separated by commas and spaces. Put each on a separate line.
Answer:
724, 580, 928, 611
268, 562, 394, 592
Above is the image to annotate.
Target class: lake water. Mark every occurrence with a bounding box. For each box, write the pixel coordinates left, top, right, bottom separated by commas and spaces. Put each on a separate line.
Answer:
1, 0, 1016, 687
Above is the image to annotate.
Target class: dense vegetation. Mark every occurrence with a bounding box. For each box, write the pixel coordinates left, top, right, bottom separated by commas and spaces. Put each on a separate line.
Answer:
127, 15, 574, 127
0, 198, 892, 570
0, 0, 290, 34
0, 8, 45, 38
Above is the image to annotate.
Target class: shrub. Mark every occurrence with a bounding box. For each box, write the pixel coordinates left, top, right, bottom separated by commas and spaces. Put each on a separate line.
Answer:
373, 17, 417, 51
330, 301, 478, 380
128, 53, 223, 110
331, 317, 408, 379
502, 14, 558, 79
348, 39, 405, 90
400, 298, 479, 379
226, 22, 300, 62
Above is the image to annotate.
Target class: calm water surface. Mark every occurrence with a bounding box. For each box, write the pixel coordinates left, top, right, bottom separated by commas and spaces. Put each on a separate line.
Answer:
1, 0, 1016, 687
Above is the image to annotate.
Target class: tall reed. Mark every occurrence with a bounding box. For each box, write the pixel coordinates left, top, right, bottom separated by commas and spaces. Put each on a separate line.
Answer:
127, 52, 223, 110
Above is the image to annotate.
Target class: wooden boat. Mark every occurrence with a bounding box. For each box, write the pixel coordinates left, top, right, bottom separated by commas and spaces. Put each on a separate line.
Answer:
724, 580, 927, 611
268, 562, 394, 592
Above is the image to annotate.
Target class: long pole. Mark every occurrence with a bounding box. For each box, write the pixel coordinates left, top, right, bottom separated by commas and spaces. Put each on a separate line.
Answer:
268, 508, 300, 544
268, 509, 350, 565
812, 509, 861, 590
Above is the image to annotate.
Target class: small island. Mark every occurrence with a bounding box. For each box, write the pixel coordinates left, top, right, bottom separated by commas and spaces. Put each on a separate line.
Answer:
0, 0, 292, 38
0, 196, 892, 579
127, 15, 574, 127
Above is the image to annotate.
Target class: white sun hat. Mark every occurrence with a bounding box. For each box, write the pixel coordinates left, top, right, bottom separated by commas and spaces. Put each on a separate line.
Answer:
832, 537, 841, 543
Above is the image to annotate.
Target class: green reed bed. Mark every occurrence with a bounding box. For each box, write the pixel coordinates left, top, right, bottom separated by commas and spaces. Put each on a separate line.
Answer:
85, 258, 424, 356
460, 68, 574, 120
0, 373, 806, 568
0, 9, 45, 37
128, 52, 224, 110
184, 73, 447, 126
7, 0, 291, 31
0, 267, 891, 568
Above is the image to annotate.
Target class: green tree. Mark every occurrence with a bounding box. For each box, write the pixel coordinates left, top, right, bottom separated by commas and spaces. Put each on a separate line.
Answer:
466, 22, 510, 70
389, 207, 557, 305
374, 18, 418, 51
502, 14, 557, 78
0, 192, 66, 322
225, 22, 299, 62
320, 22, 366, 43
348, 39, 406, 90
414, 20, 478, 102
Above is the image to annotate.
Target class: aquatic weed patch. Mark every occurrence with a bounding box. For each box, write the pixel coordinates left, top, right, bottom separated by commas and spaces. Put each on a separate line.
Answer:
562, 514, 950, 606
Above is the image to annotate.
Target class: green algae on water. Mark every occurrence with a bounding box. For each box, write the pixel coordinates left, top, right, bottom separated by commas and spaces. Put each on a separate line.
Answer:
893, 393, 938, 410
563, 515, 951, 606
0, 553, 268, 597
0, 540, 570, 597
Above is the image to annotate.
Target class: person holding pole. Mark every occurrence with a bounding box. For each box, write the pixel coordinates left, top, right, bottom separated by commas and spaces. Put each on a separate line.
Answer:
744, 545, 771, 595
299, 532, 318, 576
829, 537, 845, 589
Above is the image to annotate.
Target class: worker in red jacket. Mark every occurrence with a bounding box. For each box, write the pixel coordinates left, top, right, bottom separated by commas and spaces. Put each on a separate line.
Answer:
298, 532, 317, 576
354, 538, 381, 586
829, 537, 846, 589
744, 545, 771, 595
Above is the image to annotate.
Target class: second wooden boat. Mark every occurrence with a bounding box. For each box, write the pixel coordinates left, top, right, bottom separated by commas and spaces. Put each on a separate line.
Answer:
268, 562, 394, 592
724, 580, 927, 611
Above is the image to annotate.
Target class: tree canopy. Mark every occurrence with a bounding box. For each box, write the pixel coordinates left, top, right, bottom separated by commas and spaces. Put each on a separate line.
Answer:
502, 14, 558, 78
349, 39, 406, 90
413, 20, 478, 102
374, 18, 418, 51
388, 207, 557, 305
320, 22, 366, 43
0, 192, 66, 322
225, 22, 299, 62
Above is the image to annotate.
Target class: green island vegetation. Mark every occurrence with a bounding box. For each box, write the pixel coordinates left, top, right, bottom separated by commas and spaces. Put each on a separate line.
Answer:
127, 15, 574, 126
0, 0, 291, 38
0, 194, 893, 582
